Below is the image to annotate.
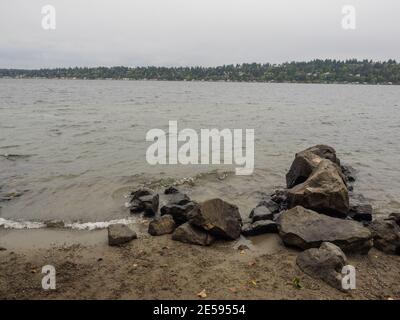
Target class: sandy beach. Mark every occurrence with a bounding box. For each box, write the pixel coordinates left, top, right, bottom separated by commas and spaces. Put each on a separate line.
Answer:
1, 224, 399, 300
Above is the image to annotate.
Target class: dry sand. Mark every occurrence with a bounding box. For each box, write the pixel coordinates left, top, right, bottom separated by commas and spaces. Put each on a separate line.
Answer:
1, 225, 400, 300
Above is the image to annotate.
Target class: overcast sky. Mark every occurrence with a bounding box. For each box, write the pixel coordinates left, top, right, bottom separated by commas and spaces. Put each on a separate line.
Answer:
0, 0, 399, 68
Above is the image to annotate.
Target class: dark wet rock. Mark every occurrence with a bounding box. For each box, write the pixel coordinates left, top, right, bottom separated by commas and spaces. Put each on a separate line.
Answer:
287, 159, 349, 218
172, 222, 215, 246
166, 192, 190, 205
286, 145, 340, 189
270, 189, 288, 205
188, 198, 242, 240
148, 215, 176, 236
341, 164, 356, 181
129, 199, 144, 213
256, 199, 280, 214
160, 201, 197, 225
388, 213, 400, 226
348, 193, 373, 222
296, 242, 347, 291
44, 220, 65, 228
138, 194, 159, 216
129, 188, 159, 215
130, 188, 153, 198
242, 220, 279, 236
368, 219, 400, 255
270, 189, 288, 212
249, 206, 274, 222
108, 224, 137, 246
278, 206, 372, 254
164, 186, 179, 194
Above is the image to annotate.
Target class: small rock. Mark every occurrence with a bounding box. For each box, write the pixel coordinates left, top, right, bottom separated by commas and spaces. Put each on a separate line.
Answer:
164, 186, 179, 194
188, 198, 242, 240
256, 199, 280, 213
129, 199, 144, 213
172, 222, 215, 246
0, 247, 6, 251
348, 193, 373, 222
242, 220, 279, 236
249, 206, 274, 222
368, 219, 400, 255
388, 212, 400, 226
160, 201, 197, 225
237, 244, 250, 251
129, 188, 159, 215
148, 215, 176, 236
108, 224, 137, 246
270, 189, 288, 205
296, 242, 347, 291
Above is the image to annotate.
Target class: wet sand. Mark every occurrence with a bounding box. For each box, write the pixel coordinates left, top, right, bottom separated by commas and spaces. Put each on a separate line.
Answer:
1, 227, 399, 300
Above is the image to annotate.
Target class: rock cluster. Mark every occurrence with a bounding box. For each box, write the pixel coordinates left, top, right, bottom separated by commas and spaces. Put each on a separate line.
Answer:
128, 188, 159, 216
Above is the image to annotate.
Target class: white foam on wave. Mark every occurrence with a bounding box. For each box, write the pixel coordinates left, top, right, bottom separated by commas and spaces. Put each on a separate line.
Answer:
65, 217, 139, 231
0, 217, 141, 231
0, 217, 46, 229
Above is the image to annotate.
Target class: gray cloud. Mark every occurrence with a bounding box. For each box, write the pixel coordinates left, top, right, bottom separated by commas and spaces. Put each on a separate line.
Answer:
0, 0, 399, 68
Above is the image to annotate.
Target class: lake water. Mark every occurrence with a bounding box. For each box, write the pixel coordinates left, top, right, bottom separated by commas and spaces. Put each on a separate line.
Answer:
1, 79, 400, 228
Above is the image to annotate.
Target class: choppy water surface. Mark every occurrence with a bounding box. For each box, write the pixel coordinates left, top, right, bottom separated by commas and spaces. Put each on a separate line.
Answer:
0, 79, 399, 226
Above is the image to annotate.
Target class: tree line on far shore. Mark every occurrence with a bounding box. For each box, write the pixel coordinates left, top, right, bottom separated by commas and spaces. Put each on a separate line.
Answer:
1, 59, 399, 84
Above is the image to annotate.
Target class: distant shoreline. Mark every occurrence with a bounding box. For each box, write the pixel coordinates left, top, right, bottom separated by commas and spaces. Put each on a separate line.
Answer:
1, 59, 399, 85
0, 77, 397, 86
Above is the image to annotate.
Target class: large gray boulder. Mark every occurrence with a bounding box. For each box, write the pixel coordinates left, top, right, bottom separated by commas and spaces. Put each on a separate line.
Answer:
188, 198, 242, 240
172, 222, 215, 246
287, 159, 349, 218
278, 206, 372, 254
286, 145, 341, 188
296, 242, 348, 291
148, 215, 176, 236
108, 224, 137, 246
368, 219, 400, 255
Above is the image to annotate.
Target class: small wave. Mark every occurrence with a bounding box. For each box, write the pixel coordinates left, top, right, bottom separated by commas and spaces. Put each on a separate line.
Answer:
0, 217, 142, 231
65, 217, 140, 231
0, 218, 45, 229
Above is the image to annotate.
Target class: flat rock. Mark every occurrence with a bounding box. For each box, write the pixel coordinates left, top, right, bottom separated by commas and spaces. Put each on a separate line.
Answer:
287, 159, 349, 218
108, 224, 137, 246
242, 220, 279, 236
148, 215, 176, 236
296, 242, 347, 291
368, 219, 400, 255
172, 222, 215, 246
188, 198, 242, 240
249, 206, 274, 222
278, 206, 372, 254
